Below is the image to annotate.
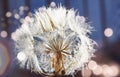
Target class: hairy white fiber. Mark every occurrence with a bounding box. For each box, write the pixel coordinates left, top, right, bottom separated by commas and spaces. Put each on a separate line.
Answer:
12, 6, 96, 76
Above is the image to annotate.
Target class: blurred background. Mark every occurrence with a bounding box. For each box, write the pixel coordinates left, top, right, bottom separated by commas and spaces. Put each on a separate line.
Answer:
0, 0, 120, 77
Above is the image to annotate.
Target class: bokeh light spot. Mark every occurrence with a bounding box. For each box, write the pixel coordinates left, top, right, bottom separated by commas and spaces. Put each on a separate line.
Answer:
20, 18, 24, 23
25, 16, 31, 22
0, 31, 8, 38
6, 12, 12, 17
19, 6, 24, 11
50, 2, 56, 7
17, 52, 26, 61
14, 13, 20, 19
93, 65, 102, 75
102, 65, 113, 77
109, 64, 119, 77
82, 68, 92, 77
88, 60, 97, 70
104, 28, 113, 37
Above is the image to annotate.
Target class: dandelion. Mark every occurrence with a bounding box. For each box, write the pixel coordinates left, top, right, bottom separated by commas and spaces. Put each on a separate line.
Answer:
12, 5, 96, 76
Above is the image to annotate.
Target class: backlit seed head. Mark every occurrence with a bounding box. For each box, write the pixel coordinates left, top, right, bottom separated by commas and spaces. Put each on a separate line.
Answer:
12, 6, 96, 76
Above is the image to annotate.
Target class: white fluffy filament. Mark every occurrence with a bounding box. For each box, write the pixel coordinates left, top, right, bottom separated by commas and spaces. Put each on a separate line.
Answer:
12, 6, 96, 76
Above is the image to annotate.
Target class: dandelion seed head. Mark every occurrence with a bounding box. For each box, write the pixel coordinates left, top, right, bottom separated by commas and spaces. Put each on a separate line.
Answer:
12, 6, 96, 76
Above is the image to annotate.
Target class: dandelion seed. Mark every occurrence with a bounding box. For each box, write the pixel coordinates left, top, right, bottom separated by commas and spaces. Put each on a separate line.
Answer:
12, 5, 96, 76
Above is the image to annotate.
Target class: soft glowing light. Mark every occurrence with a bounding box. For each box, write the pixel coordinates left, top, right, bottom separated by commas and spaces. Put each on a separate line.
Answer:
0, 43, 10, 75
11, 29, 22, 41
14, 13, 20, 19
109, 64, 119, 76
102, 65, 113, 77
20, 18, 24, 23
88, 60, 97, 70
104, 28, 113, 37
25, 16, 31, 22
11, 32, 16, 41
82, 68, 92, 77
17, 52, 26, 61
50, 2, 56, 7
6, 12, 12, 17
93, 65, 102, 75
19, 6, 24, 11
0, 31, 8, 38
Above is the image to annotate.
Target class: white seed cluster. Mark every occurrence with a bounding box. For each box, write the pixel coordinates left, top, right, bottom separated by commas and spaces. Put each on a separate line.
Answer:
12, 6, 96, 76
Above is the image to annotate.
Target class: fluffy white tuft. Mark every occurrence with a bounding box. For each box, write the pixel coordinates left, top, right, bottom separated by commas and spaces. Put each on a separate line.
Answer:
12, 6, 96, 76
